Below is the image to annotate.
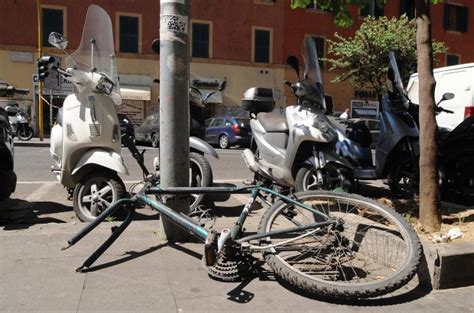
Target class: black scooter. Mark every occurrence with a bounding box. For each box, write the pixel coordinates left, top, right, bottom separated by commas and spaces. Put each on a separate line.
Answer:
436, 96, 474, 205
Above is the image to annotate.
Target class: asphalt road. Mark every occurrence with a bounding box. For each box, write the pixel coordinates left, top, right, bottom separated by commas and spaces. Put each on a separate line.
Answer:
14, 145, 252, 184
9, 145, 389, 223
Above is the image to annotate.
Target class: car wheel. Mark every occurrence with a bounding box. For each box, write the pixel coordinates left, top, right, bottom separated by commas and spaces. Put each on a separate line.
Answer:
151, 133, 159, 148
218, 134, 229, 149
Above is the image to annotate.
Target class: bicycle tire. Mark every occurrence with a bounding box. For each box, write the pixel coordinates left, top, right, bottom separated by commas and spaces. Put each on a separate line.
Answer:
257, 191, 421, 299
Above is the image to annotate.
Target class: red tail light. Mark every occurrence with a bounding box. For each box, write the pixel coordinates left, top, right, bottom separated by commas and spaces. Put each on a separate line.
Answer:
231, 124, 240, 134
465, 106, 474, 119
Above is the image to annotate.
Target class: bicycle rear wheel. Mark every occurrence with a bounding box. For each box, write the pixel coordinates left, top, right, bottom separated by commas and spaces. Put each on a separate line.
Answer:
257, 191, 421, 299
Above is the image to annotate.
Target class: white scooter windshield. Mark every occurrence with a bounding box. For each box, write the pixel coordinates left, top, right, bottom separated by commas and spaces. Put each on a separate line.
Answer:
65, 5, 120, 97
301, 36, 326, 111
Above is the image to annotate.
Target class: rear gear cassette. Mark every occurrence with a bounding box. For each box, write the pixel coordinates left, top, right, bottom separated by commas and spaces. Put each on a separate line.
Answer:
202, 250, 256, 282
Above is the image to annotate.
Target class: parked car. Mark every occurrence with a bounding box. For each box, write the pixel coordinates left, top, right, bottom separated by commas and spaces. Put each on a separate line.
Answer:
134, 109, 207, 148
407, 63, 474, 130
205, 116, 251, 149
0, 107, 16, 200
134, 113, 160, 147
118, 113, 135, 141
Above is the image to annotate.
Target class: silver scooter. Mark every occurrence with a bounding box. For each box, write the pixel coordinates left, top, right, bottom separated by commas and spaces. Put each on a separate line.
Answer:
5, 104, 34, 141
241, 37, 353, 192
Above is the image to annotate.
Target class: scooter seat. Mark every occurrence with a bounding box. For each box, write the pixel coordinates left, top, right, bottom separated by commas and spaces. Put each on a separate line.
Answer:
257, 112, 288, 133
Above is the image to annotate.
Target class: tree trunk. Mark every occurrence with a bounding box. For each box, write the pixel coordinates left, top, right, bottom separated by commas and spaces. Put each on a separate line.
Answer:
415, 0, 441, 232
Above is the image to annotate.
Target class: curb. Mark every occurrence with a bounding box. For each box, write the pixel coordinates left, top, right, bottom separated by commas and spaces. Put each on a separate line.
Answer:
421, 239, 474, 289
13, 138, 50, 147
14, 141, 50, 147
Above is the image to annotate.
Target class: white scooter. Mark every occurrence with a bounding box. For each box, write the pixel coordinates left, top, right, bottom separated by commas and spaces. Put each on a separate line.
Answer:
241, 37, 353, 192
48, 5, 128, 222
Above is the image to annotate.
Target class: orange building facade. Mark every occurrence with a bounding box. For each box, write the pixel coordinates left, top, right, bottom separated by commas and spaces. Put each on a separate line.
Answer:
1, 0, 473, 129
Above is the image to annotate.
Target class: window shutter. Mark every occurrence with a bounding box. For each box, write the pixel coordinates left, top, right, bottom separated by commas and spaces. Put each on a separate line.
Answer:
460, 6, 469, 32
444, 4, 450, 29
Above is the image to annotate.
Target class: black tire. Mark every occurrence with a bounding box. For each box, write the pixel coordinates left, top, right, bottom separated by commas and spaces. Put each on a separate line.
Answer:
388, 157, 418, 198
295, 164, 352, 193
73, 170, 126, 222
189, 152, 213, 210
18, 125, 33, 141
258, 191, 421, 299
0, 169, 16, 200
151, 133, 159, 148
218, 134, 229, 149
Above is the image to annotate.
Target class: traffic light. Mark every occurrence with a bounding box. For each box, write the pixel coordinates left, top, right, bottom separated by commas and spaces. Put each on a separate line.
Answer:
37, 55, 56, 81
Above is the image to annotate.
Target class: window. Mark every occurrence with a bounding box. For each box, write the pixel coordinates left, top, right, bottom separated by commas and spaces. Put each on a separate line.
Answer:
42, 7, 64, 47
360, 2, 384, 18
192, 22, 210, 58
447, 54, 460, 66
254, 28, 271, 63
444, 4, 469, 32
119, 15, 139, 53
210, 118, 223, 127
400, 0, 415, 19
311, 36, 325, 68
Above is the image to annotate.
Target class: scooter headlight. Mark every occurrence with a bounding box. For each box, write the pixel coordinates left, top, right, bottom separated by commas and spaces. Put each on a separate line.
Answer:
313, 121, 328, 133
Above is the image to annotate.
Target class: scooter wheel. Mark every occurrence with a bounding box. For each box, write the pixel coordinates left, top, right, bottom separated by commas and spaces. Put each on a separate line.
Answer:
73, 170, 126, 222
388, 157, 418, 198
18, 126, 34, 141
189, 152, 213, 210
295, 165, 353, 193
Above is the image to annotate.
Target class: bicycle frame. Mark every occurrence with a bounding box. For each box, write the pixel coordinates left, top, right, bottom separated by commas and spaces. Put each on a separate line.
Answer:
64, 184, 336, 272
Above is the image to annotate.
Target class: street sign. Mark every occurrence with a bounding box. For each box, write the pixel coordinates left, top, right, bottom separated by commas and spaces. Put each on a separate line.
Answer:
350, 100, 379, 118
33, 74, 73, 96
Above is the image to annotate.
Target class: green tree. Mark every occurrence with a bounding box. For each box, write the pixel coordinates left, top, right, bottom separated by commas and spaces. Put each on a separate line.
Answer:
291, 0, 443, 232
326, 15, 446, 98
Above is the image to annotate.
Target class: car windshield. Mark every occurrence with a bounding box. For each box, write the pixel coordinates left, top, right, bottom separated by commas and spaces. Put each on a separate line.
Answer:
65, 5, 120, 94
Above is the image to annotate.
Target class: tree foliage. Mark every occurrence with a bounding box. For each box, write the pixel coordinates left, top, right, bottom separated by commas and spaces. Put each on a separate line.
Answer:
326, 15, 446, 96
291, 0, 370, 27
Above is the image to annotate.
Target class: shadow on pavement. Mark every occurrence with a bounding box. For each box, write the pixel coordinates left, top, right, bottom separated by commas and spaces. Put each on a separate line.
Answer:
0, 198, 70, 229
81, 243, 168, 273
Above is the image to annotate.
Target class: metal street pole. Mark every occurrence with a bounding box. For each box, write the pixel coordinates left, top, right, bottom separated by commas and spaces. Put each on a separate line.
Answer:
159, 0, 190, 241
37, 0, 44, 141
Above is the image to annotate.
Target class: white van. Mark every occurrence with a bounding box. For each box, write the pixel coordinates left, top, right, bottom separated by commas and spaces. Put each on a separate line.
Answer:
407, 63, 474, 130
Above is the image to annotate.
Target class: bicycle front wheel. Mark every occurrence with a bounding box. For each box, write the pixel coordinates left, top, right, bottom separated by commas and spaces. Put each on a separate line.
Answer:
257, 191, 421, 299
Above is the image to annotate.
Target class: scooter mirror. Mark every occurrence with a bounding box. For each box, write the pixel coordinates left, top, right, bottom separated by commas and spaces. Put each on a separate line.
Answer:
151, 39, 160, 55
286, 56, 300, 78
48, 32, 68, 50
442, 92, 455, 101
219, 80, 227, 92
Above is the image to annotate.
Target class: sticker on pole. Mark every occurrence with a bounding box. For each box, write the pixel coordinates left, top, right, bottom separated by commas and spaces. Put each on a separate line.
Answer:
160, 14, 188, 41
161, 0, 185, 3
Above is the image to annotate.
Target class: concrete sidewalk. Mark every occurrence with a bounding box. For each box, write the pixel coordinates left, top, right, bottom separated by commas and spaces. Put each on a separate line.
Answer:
1, 212, 473, 312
